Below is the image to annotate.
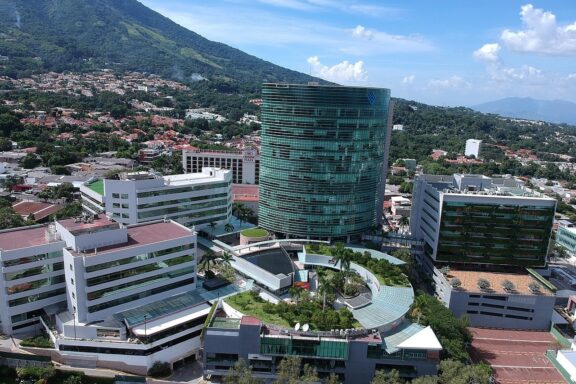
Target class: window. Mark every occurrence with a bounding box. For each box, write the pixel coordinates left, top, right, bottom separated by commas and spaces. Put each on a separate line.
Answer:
121, 203, 129, 209
69, 264, 73, 271
70, 278, 74, 285
113, 203, 120, 208
112, 193, 120, 199
121, 194, 129, 199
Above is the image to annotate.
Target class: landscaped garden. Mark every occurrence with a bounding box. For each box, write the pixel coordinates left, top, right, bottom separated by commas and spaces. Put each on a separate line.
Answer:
225, 291, 360, 331
240, 227, 269, 238
305, 243, 410, 287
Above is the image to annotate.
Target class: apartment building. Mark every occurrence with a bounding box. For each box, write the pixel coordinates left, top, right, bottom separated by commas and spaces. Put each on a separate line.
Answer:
80, 167, 232, 230
182, 146, 260, 184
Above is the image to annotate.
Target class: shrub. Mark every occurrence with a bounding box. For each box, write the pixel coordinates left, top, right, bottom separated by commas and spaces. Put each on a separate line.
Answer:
528, 282, 541, 293
450, 278, 462, 289
147, 361, 172, 378
477, 278, 491, 291
20, 334, 54, 348
501, 279, 515, 292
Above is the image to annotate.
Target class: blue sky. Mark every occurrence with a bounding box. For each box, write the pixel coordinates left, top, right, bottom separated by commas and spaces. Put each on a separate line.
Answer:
139, 0, 576, 106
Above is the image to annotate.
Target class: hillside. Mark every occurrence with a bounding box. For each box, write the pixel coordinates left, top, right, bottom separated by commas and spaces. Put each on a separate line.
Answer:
0, 0, 319, 87
472, 97, 576, 126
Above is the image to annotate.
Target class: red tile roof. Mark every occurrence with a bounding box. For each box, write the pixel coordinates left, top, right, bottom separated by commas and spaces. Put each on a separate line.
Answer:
12, 201, 64, 221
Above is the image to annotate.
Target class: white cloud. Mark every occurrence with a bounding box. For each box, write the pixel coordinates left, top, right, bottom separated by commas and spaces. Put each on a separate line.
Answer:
402, 75, 415, 84
307, 56, 367, 83
501, 4, 576, 55
345, 25, 434, 55
568, 73, 576, 80
427, 75, 470, 90
473, 43, 501, 62
351, 25, 374, 40
256, 0, 316, 11
473, 40, 543, 82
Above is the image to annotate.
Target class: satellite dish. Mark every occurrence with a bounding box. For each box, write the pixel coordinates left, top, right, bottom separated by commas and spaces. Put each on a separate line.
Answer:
302, 324, 309, 332
294, 323, 301, 331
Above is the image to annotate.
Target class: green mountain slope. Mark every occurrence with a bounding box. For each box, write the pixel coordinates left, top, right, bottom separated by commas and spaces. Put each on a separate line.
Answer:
0, 0, 318, 85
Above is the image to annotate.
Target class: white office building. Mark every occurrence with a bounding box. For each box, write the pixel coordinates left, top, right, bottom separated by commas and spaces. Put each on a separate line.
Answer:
182, 146, 260, 184
80, 167, 232, 230
0, 224, 67, 335
464, 139, 482, 158
0, 216, 211, 374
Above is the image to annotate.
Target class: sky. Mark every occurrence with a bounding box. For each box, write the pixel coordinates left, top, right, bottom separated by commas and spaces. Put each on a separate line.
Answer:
138, 0, 576, 107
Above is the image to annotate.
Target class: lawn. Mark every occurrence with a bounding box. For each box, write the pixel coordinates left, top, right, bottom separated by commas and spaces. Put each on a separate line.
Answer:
225, 291, 290, 327
87, 179, 104, 195
240, 228, 269, 237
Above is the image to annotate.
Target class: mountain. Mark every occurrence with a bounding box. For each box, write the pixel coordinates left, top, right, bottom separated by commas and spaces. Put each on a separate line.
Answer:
472, 97, 576, 125
0, 0, 319, 87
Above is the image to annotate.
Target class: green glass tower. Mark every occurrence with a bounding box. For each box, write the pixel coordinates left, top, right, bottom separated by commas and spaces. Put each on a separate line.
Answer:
259, 83, 392, 239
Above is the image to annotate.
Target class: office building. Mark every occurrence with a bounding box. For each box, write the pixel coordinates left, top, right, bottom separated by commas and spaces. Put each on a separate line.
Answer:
557, 226, 576, 255
0, 224, 66, 335
204, 316, 441, 383
80, 167, 232, 230
258, 83, 393, 240
182, 146, 260, 184
410, 174, 556, 267
464, 139, 482, 158
0, 216, 210, 374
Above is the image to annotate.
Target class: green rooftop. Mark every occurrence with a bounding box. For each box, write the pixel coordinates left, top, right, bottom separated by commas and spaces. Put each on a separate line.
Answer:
87, 179, 104, 195
210, 317, 241, 329
241, 228, 269, 238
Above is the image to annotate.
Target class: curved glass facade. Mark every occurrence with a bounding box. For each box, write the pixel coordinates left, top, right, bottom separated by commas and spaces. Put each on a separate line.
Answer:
259, 83, 391, 238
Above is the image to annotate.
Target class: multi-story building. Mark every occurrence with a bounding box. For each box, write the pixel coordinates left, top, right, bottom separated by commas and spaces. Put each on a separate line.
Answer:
204, 316, 442, 383
182, 146, 260, 184
464, 139, 482, 158
258, 83, 393, 240
557, 226, 576, 255
0, 224, 66, 335
411, 174, 556, 267
80, 167, 232, 230
0, 215, 210, 374
431, 267, 556, 330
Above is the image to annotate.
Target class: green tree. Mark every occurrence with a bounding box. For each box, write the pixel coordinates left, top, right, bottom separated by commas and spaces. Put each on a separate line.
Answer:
208, 221, 217, 239
371, 369, 404, 384
20, 153, 42, 169
224, 222, 235, 234
274, 356, 318, 384
200, 250, 218, 278
0, 207, 27, 230
0, 113, 22, 137
224, 359, 262, 384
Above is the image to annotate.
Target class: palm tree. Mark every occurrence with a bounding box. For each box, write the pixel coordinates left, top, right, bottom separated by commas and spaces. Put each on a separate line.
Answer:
288, 286, 304, 304
398, 216, 409, 234
218, 252, 234, 267
317, 273, 336, 310
331, 243, 352, 272
208, 221, 217, 239
224, 222, 234, 234
200, 250, 218, 278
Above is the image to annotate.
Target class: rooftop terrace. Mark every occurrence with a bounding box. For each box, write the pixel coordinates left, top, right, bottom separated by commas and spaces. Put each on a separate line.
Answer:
86, 179, 104, 195
0, 225, 61, 251
71, 220, 192, 256
447, 269, 553, 296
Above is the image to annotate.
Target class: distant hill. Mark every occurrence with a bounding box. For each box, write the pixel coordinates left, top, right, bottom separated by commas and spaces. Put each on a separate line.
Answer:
0, 0, 320, 87
472, 97, 576, 125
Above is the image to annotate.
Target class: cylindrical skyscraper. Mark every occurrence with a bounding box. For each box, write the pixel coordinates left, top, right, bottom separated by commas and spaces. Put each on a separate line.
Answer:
259, 83, 392, 240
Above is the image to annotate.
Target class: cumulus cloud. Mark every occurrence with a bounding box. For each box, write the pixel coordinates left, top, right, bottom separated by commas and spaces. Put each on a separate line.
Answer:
307, 56, 367, 83
402, 75, 416, 84
351, 25, 375, 40
501, 4, 576, 55
427, 76, 470, 90
473, 41, 543, 82
473, 43, 501, 62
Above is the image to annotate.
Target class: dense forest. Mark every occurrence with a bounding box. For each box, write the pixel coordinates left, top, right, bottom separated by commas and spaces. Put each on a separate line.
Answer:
0, 0, 324, 86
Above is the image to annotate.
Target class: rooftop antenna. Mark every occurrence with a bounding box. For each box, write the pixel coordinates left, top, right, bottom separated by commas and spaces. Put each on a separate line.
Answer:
302, 324, 309, 332
294, 323, 301, 331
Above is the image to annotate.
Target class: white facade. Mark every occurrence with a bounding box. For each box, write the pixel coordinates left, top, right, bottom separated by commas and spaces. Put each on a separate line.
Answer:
183, 147, 259, 184
80, 168, 232, 230
464, 139, 482, 158
0, 225, 67, 334
0, 216, 210, 374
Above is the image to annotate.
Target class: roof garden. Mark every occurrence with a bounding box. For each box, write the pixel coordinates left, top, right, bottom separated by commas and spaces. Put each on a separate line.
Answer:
241, 228, 269, 237
210, 317, 241, 329
87, 179, 104, 195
